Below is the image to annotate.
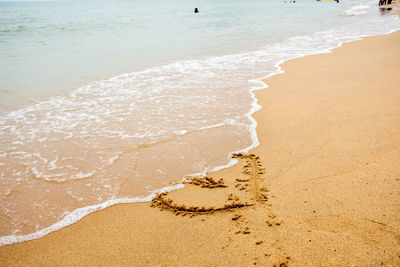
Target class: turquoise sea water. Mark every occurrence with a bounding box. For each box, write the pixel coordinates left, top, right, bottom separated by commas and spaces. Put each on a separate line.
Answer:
0, 0, 399, 245
0, 0, 380, 108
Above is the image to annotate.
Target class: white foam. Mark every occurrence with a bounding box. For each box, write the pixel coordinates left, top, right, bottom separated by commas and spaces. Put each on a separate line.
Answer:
197, 119, 237, 131
177, 130, 188, 135
344, 0, 373, 16
48, 157, 58, 170
108, 155, 120, 165
69, 171, 96, 179
345, 6, 369, 16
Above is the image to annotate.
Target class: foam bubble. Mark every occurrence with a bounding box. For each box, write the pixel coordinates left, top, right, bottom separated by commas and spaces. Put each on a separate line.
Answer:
344, 5, 369, 16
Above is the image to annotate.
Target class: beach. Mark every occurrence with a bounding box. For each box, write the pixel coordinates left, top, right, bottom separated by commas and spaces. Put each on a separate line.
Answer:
2, 0, 400, 241
1, 7, 400, 265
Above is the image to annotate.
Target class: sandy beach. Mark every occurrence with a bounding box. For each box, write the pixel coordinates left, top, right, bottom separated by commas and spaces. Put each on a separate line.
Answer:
1, 9, 400, 266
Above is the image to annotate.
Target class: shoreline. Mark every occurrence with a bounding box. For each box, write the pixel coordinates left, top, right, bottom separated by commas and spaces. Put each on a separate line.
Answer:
1, 23, 400, 265
1, 2, 400, 243
0, 9, 399, 248
2, 26, 399, 248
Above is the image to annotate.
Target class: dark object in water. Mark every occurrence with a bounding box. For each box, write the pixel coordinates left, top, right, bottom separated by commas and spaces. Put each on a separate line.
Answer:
379, 0, 387, 5
380, 7, 392, 15
194, 8, 199, 13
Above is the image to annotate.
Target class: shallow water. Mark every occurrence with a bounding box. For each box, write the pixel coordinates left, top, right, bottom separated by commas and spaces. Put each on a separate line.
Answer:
0, 0, 399, 245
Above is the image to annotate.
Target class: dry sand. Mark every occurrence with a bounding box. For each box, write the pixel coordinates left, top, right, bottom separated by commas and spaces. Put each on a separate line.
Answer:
1, 16, 400, 267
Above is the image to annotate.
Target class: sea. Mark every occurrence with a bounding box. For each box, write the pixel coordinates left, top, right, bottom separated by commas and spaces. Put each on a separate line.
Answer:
0, 0, 399, 245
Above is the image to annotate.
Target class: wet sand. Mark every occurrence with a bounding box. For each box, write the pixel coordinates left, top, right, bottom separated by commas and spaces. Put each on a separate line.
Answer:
1, 18, 400, 267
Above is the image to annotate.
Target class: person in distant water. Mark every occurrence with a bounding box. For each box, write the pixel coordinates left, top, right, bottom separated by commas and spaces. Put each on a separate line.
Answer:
380, 7, 392, 15
194, 8, 199, 13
